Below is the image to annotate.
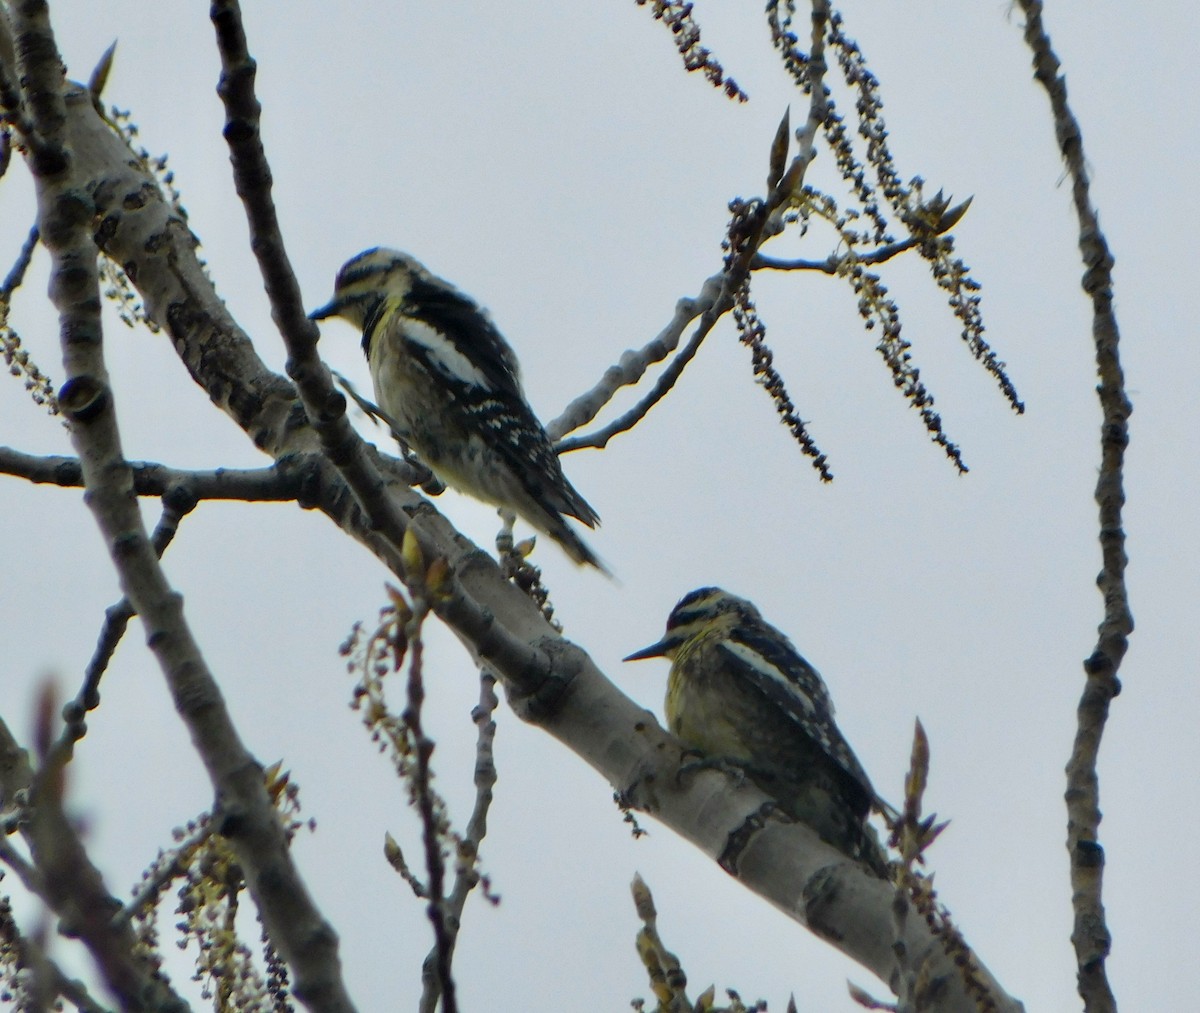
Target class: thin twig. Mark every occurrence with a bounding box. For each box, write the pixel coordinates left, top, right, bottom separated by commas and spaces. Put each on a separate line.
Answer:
754, 236, 919, 274
554, 5, 832, 456
0, 834, 43, 895
555, 292, 718, 453
210, 0, 342, 437
1016, 5, 1129, 1012
556, 127, 820, 455
0, 446, 303, 500
1, 224, 39, 298
546, 278, 716, 444
0, 713, 188, 1011
114, 815, 215, 929
419, 671, 500, 1013
208, 0, 423, 578
52, 495, 196, 762
0, 897, 111, 1013
401, 586, 458, 1013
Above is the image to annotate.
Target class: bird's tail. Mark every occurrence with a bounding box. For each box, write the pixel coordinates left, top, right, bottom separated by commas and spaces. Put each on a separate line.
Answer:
545, 517, 611, 576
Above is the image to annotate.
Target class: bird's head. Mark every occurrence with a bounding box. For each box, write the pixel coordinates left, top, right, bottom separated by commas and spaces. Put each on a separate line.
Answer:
309, 247, 428, 330
624, 586, 759, 661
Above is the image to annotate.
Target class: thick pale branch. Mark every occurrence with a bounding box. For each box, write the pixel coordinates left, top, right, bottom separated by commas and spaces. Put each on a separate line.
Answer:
523, 657, 1021, 1013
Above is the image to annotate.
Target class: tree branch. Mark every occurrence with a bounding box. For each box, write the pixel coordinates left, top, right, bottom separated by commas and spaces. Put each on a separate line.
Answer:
552, 12, 833, 456
553, 129, 818, 456
0, 714, 188, 1011
0, 891, 112, 1013
0, 446, 304, 500
753, 236, 920, 274
53, 496, 196, 763
9, 4, 355, 1007
1017, 5, 1130, 1012
1, 224, 39, 298
553, 274, 724, 453
419, 671, 499, 1013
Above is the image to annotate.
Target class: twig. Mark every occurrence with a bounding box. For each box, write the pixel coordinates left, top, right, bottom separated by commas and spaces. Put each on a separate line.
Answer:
0, 185, 55, 422
209, 0, 349, 453
0, 896, 111, 1013
753, 236, 919, 274
419, 671, 500, 1013
556, 117, 819, 456
458, 672, 500, 906
0, 446, 301, 500
1, 224, 39, 298
403, 600, 457, 1013
1016, 4, 1129, 1012
52, 495, 196, 762
555, 289, 717, 453
209, 0, 425, 582
0, 713, 188, 1010
554, 8, 832, 456
0, 834, 43, 896
114, 816, 215, 929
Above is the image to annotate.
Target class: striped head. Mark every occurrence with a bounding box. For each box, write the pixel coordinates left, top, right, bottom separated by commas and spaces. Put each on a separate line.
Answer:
624, 587, 760, 661
309, 247, 432, 331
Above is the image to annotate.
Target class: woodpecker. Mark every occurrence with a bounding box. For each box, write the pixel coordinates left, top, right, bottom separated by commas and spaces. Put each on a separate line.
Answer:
310, 248, 603, 570
626, 587, 888, 874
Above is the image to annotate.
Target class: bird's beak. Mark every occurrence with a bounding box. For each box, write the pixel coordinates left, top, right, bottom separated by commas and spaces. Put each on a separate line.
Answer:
308, 297, 342, 321
623, 636, 675, 662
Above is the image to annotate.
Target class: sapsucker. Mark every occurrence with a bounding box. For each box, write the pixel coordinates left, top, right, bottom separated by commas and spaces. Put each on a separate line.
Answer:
626, 587, 889, 874
310, 248, 603, 570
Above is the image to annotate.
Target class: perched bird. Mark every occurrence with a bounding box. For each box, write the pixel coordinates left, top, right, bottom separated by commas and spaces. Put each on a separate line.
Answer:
310, 248, 603, 570
625, 587, 888, 874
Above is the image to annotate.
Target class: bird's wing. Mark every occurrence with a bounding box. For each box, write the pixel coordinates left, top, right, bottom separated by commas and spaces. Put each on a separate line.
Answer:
403, 274, 526, 399
398, 280, 598, 526
717, 627, 875, 801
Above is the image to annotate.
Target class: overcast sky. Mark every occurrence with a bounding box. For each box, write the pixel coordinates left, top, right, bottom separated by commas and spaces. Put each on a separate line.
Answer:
2, 2, 1196, 1010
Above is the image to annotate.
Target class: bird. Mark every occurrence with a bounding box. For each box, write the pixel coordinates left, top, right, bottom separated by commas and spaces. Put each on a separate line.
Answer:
625, 587, 889, 874
309, 248, 604, 570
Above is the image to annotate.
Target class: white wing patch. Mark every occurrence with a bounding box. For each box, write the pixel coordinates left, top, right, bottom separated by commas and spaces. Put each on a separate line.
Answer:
720, 640, 829, 718
401, 319, 492, 389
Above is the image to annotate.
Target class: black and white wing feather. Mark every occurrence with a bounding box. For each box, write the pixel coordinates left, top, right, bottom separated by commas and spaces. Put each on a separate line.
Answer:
718, 622, 875, 811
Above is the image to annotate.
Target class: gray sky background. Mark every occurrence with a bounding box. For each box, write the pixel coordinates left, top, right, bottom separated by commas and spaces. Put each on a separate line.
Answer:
2, 2, 1196, 1010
